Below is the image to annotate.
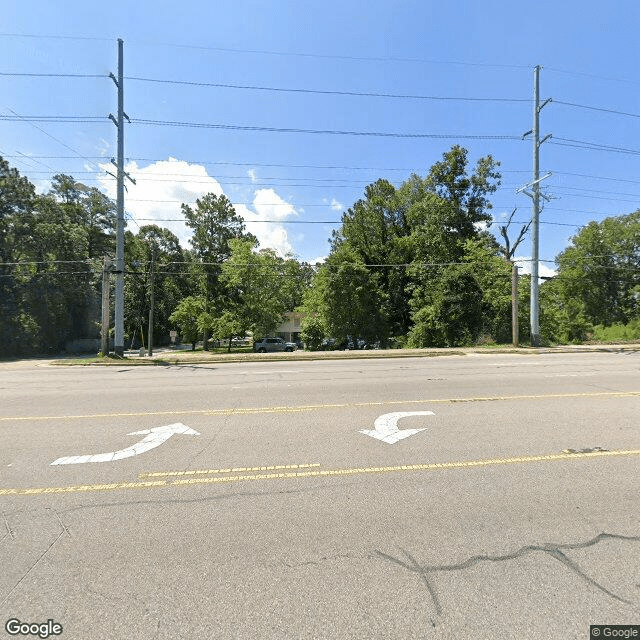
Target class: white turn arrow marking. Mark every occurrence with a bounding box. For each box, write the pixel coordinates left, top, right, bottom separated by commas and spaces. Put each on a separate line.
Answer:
50, 423, 199, 465
359, 411, 435, 444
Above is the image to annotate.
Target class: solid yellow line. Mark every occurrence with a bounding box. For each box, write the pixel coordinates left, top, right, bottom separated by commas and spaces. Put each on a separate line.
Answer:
1, 449, 639, 497
139, 462, 322, 479
168, 448, 640, 487
2, 390, 640, 423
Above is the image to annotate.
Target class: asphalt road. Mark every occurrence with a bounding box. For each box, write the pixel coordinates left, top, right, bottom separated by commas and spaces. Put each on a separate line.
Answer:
0, 351, 639, 639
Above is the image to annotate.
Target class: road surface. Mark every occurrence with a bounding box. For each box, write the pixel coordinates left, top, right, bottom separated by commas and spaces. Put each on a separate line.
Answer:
0, 351, 638, 638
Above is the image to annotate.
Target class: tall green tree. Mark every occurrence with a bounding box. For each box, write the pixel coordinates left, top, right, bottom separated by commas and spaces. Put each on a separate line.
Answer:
217, 238, 291, 342
182, 193, 256, 348
331, 179, 411, 338
553, 212, 640, 327
312, 245, 388, 344
0, 157, 38, 356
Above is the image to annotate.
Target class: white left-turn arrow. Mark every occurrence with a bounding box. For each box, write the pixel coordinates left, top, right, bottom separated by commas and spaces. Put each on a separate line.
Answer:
50, 423, 199, 465
359, 411, 435, 444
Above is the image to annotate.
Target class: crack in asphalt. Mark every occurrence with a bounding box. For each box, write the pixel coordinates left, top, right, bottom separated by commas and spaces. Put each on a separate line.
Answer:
0, 529, 65, 606
0, 509, 73, 606
376, 532, 640, 616
47, 507, 71, 537
2, 511, 15, 540
543, 547, 631, 605
400, 547, 443, 618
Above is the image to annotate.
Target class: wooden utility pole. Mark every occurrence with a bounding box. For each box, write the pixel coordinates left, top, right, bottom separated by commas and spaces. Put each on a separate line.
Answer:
147, 252, 155, 357
101, 257, 112, 355
512, 262, 519, 347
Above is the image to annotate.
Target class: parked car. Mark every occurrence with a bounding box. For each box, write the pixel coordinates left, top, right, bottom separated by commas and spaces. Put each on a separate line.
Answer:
346, 335, 369, 350
253, 337, 297, 353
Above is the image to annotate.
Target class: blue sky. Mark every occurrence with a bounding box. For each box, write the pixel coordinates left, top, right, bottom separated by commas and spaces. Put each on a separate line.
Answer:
1, 0, 638, 276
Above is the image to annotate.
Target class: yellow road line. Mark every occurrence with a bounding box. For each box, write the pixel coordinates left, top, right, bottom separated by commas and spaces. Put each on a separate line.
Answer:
169, 448, 640, 486
2, 390, 640, 423
1, 448, 639, 497
0, 480, 168, 496
139, 462, 321, 479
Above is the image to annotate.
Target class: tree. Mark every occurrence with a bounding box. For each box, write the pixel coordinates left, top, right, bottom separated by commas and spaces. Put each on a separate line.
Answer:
539, 277, 591, 344
182, 193, 256, 348
424, 145, 501, 237
168, 296, 206, 350
553, 212, 640, 327
299, 314, 325, 350
319, 245, 388, 344
218, 238, 290, 340
330, 179, 411, 338
0, 157, 37, 356
124, 225, 188, 349
462, 237, 514, 343
408, 265, 484, 347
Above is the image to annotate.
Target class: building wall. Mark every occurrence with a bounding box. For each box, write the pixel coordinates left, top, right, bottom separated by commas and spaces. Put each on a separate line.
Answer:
276, 311, 305, 343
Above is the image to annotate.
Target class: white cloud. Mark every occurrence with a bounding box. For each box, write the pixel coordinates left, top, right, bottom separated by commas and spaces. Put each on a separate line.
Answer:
308, 256, 327, 266
240, 188, 299, 257
247, 169, 258, 183
98, 157, 223, 247
97, 137, 111, 157
330, 198, 344, 211
98, 160, 300, 257
514, 256, 557, 280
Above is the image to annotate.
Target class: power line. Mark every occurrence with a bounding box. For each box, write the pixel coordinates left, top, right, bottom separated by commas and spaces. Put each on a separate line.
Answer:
0, 115, 105, 122
126, 40, 533, 69
554, 100, 640, 119
550, 138, 640, 156
130, 216, 578, 229
550, 185, 640, 198
131, 118, 522, 140
0, 72, 107, 79
0, 108, 105, 170
554, 172, 640, 186
0, 113, 524, 139
125, 75, 529, 102
1, 154, 533, 174
546, 66, 640, 85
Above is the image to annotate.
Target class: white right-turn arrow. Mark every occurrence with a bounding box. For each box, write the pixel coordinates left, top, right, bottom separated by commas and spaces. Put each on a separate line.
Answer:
51, 423, 199, 465
359, 411, 435, 444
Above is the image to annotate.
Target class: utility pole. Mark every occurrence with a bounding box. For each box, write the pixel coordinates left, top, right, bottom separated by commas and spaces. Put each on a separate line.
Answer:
147, 249, 155, 357
108, 38, 135, 357
512, 263, 519, 347
101, 256, 112, 356
518, 65, 551, 347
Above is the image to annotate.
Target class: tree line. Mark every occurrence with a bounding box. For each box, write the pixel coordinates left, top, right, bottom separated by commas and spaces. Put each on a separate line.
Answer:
1, 148, 639, 358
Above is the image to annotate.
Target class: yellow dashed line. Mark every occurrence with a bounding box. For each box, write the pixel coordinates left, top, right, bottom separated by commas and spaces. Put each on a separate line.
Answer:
1, 449, 639, 497
139, 462, 321, 479
1, 390, 640, 423
0, 480, 168, 496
